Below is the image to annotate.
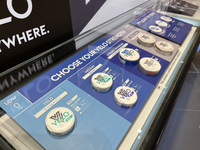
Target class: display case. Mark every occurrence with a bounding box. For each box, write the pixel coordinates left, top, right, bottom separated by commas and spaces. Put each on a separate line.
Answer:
0, 0, 200, 150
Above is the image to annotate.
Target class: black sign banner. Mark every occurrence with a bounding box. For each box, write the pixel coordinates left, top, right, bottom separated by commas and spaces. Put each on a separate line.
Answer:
0, 0, 75, 72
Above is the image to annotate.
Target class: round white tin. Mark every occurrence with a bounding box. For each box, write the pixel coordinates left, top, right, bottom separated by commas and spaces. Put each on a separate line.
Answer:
155, 20, 168, 27
118, 48, 140, 64
45, 107, 75, 137
91, 73, 113, 92
155, 41, 174, 55
149, 25, 162, 33
161, 16, 172, 22
138, 57, 161, 75
114, 86, 137, 107
137, 33, 155, 47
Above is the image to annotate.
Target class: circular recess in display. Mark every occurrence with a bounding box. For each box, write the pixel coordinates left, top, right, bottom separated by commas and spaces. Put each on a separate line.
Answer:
155, 20, 168, 27
137, 33, 155, 47
113, 86, 137, 108
155, 41, 174, 55
138, 57, 161, 76
118, 48, 140, 64
45, 107, 75, 137
149, 25, 162, 33
91, 73, 113, 92
160, 16, 172, 22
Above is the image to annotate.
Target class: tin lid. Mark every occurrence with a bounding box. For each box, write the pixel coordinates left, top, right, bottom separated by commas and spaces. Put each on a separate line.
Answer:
137, 33, 155, 47
118, 48, 140, 64
114, 86, 137, 107
45, 107, 75, 136
155, 41, 174, 55
138, 57, 161, 75
91, 73, 113, 92
149, 25, 162, 33
161, 16, 172, 22
155, 20, 168, 27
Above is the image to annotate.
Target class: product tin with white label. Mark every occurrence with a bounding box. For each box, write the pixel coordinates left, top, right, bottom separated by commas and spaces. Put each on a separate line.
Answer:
137, 33, 156, 47
138, 57, 161, 76
91, 73, 113, 92
118, 48, 140, 64
155, 41, 174, 55
155, 20, 168, 27
161, 16, 172, 22
149, 25, 163, 33
113, 86, 138, 108
45, 107, 75, 137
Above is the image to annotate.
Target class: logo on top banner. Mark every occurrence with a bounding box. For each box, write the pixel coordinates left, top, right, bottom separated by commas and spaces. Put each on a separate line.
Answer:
0, 0, 51, 53
0, 0, 33, 25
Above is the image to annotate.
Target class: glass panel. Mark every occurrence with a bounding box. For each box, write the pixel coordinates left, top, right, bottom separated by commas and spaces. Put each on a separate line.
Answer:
0, 0, 200, 150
